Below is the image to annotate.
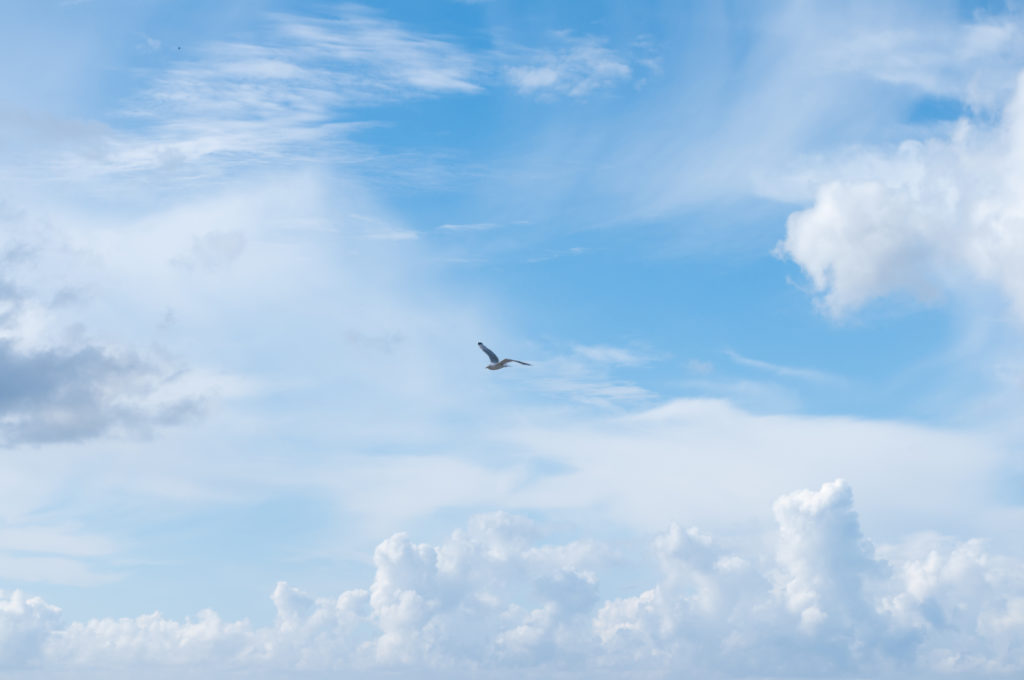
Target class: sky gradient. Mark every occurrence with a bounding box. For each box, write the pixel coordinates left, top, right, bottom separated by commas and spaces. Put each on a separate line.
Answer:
1, 1, 1023, 678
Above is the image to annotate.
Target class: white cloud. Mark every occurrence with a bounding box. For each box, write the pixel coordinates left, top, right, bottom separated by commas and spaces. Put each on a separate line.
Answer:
526, 344, 656, 408
0, 482, 1021, 677
279, 10, 482, 96
595, 480, 1023, 677
0, 526, 114, 559
725, 349, 836, 383
480, 5, 1024, 233
2, 6, 1022, 677
816, 13, 1024, 111
0, 590, 61, 666
39, 8, 483, 181
525, 246, 586, 263
0, 523, 119, 587
772, 480, 880, 638
47, 608, 256, 669
778, 71, 1024, 320
437, 222, 497, 232
0, 257, 203, 445
572, 345, 648, 366
15, 5, 637, 190
505, 34, 632, 97
494, 398, 1010, 543
363, 229, 419, 241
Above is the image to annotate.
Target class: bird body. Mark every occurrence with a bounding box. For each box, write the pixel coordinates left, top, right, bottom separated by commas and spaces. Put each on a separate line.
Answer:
478, 342, 530, 370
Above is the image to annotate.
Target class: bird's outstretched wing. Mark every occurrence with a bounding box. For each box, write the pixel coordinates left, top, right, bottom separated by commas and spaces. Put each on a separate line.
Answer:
478, 342, 500, 363
498, 359, 531, 367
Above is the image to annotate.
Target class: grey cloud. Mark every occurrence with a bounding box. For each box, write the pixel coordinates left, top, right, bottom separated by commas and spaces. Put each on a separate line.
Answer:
0, 339, 202, 446
0, 212, 205, 447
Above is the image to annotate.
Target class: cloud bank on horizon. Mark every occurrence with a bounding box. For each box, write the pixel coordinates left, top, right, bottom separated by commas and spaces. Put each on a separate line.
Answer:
1, 1, 1024, 678
2, 480, 1021, 678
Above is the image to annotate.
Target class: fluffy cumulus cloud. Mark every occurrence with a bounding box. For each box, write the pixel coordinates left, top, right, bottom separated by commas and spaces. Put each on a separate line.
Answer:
1, 481, 1021, 678
0, 590, 61, 667
778, 70, 1024, 320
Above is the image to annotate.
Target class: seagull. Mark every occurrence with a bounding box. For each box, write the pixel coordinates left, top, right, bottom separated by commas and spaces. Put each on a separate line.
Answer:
478, 342, 531, 370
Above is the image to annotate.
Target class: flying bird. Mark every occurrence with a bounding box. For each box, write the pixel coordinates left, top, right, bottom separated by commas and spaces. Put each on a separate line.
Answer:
478, 342, 531, 370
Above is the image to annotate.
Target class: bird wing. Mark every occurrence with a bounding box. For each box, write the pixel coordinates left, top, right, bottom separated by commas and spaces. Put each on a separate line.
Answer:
478, 342, 499, 363
506, 359, 531, 366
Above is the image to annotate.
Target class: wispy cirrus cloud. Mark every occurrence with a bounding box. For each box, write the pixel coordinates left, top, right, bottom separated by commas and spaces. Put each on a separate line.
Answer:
504, 33, 632, 97
438, 222, 497, 231
0, 523, 118, 586
524, 343, 657, 408
816, 15, 1024, 111
279, 9, 482, 96
724, 349, 837, 383
43, 7, 484, 180
482, 4, 1024, 235
47, 6, 637, 182
573, 344, 650, 366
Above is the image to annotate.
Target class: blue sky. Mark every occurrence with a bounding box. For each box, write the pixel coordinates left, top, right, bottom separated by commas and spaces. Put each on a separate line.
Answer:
1, 0, 1024, 677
